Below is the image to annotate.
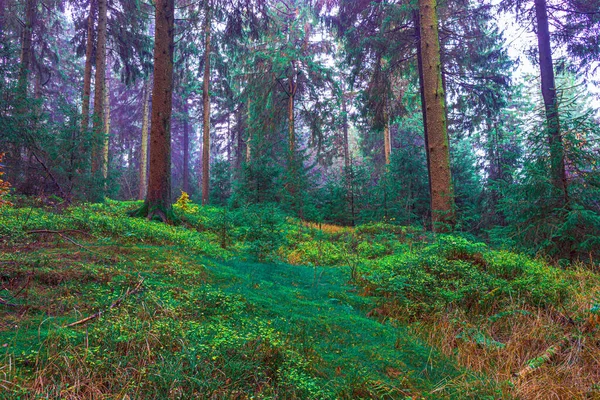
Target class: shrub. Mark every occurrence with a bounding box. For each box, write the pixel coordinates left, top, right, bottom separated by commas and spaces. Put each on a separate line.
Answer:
366, 235, 569, 317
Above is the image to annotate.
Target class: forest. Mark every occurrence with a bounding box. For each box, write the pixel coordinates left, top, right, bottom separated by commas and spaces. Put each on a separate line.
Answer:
1, 0, 600, 398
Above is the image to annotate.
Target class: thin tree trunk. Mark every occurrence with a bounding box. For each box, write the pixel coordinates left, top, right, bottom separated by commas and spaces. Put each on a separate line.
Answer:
81, 0, 95, 133
414, 10, 432, 206
138, 81, 150, 200
102, 68, 111, 181
341, 87, 350, 170
144, 0, 175, 220
287, 62, 298, 201
235, 105, 243, 174
182, 99, 190, 194
246, 98, 252, 162
18, 0, 35, 93
201, 2, 211, 205
383, 105, 391, 165
534, 0, 568, 206
91, 0, 107, 177
417, 0, 455, 231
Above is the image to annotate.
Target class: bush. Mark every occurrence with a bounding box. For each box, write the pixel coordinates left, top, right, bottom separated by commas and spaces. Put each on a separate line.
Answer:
365, 235, 569, 317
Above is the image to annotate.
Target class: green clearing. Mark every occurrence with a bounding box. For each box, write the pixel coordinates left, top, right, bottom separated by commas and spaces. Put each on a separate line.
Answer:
1, 200, 598, 398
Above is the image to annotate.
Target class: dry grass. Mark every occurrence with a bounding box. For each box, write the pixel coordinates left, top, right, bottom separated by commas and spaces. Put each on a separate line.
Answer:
409, 266, 600, 399
300, 220, 353, 234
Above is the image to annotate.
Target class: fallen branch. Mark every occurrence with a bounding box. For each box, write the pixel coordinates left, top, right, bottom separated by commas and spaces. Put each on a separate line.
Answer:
26, 229, 92, 237
66, 278, 145, 327
515, 335, 571, 379
26, 230, 102, 256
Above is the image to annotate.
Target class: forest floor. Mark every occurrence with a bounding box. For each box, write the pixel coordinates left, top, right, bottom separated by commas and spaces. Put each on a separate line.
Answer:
0, 198, 599, 399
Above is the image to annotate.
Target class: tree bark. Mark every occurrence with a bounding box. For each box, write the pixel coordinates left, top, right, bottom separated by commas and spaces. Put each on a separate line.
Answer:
144, 0, 175, 220
341, 86, 350, 170
182, 99, 190, 194
287, 61, 298, 201
91, 0, 107, 177
102, 69, 111, 180
18, 0, 35, 93
417, 0, 455, 231
235, 105, 243, 175
414, 10, 433, 228
201, 2, 211, 205
246, 98, 252, 162
383, 104, 391, 165
534, 0, 568, 206
81, 0, 95, 133
138, 81, 150, 200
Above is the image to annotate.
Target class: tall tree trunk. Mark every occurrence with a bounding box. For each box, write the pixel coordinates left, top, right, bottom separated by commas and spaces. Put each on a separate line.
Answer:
235, 105, 243, 175
182, 100, 190, 194
138, 81, 150, 200
102, 69, 111, 180
144, 0, 175, 220
81, 0, 95, 133
414, 10, 432, 206
383, 104, 391, 165
534, 0, 568, 206
18, 0, 35, 93
201, 2, 211, 205
287, 62, 298, 201
341, 87, 350, 170
91, 0, 107, 177
417, 0, 455, 232
246, 98, 252, 162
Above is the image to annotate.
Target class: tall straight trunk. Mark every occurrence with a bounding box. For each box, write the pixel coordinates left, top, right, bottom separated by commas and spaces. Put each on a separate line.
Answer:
91, 0, 107, 176
81, 0, 95, 132
534, 0, 568, 205
288, 77, 296, 156
102, 70, 111, 180
246, 98, 252, 162
201, 2, 211, 205
417, 0, 455, 231
144, 0, 175, 220
235, 106, 243, 173
138, 82, 150, 199
18, 0, 35, 93
414, 10, 432, 203
341, 88, 350, 170
287, 63, 298, 198
182, 100, 190, 193
383, 105, 391, 165
11, 0, 35, 184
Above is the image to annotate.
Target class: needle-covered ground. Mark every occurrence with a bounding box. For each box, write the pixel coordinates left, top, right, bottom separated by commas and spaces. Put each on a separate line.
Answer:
1, 197, 599, 399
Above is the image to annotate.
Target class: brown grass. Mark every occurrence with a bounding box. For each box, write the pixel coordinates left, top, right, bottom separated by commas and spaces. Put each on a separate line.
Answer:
408, 266, 600, 399
300, 220, 353, 234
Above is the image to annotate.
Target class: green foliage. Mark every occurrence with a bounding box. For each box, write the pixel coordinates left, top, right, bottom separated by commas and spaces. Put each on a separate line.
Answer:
365, 235, 569, 317
1, 200, 506, 399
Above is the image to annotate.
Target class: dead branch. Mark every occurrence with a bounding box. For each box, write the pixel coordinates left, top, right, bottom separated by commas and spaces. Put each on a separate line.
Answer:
66, 278, 145, 327
26, 230, 102, 255
515, 335, 571, 379
0, 297, 18, 307
26, 229, 93, 237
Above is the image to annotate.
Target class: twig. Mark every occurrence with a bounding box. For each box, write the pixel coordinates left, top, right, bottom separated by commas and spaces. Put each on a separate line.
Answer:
26, 230, 101, 255
0, 297, 18, 307
66, 278, 145, 327
26, 229, 93, 237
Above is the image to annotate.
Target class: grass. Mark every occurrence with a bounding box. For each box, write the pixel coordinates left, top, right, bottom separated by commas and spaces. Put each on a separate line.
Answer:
0, 198, 598, 398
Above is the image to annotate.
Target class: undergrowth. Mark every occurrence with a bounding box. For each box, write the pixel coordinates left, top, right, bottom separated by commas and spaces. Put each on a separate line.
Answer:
0, 197, 598, 399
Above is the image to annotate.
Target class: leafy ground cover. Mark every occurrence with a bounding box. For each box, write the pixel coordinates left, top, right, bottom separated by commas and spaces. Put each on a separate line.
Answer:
1, 198, 598, 398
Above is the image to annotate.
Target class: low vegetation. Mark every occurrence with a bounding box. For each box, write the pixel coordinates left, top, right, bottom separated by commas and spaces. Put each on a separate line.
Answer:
1, 197, 599, 398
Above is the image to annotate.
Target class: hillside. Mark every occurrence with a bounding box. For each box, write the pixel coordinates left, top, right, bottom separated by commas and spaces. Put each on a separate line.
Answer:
1, 199, 599, 399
